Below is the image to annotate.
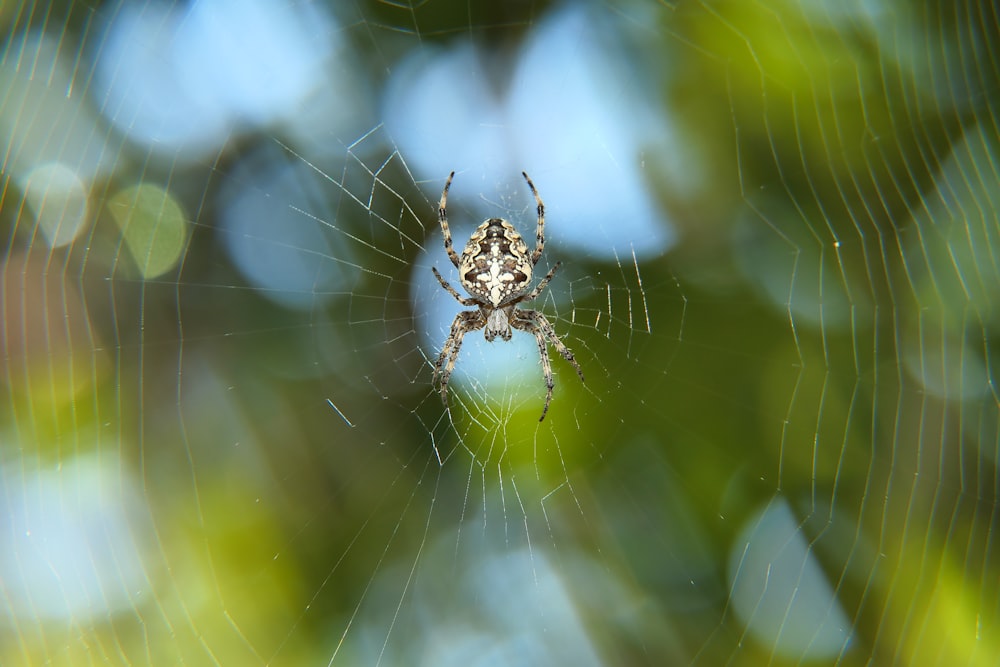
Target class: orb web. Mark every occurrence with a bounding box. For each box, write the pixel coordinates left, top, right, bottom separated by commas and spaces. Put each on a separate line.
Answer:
1, 1, 997, 665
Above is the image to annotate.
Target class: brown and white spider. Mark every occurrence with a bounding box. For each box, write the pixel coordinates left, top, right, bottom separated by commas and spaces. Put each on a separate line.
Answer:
431, 171, 584, 421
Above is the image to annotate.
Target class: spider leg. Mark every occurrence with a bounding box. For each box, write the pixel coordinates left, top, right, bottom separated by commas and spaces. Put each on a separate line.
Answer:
534, 328, 556, 421
432, 266, 479, 306
435, 310, 484, 406
509, 316, 554, 421
438, 171, 461, 269
521, 171, 546, 267
531, 311, 585, 383
513, 310, 583, 421
511, 310, 583, 421
521, 261, 561, 302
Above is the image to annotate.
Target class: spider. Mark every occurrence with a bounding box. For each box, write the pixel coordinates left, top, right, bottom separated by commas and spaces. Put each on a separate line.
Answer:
431, 171, 584, 421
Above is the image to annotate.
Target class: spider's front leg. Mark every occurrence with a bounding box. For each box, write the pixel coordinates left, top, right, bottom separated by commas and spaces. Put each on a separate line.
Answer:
533, 329, 556, 422
513, 309, 584, 421
509, 314, 557, 421
532, 310, 585, 383
435, 310, 483, 406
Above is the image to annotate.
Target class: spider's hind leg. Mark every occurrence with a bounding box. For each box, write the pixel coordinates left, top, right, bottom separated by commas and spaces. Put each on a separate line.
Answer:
521, 171, 546, 266
438, 171, 461, 269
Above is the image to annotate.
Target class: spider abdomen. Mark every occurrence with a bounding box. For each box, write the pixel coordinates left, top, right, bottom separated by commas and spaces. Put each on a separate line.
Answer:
459, 218, 533, 307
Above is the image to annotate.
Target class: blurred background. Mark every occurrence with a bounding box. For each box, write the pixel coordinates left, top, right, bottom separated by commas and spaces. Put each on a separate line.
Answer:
1, 0, 998, 665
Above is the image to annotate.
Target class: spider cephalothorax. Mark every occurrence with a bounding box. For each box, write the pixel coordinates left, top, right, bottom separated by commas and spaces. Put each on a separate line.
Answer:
430, 171, 584, 421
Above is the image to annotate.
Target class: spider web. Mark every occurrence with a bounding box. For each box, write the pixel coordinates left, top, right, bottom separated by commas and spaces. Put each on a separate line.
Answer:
2, 1, 998, 665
